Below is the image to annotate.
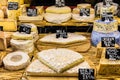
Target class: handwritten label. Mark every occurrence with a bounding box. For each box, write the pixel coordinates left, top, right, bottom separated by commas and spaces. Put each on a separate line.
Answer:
55, 0, 65, 7
80, 8, 90, 16
56, 29, 67, 38
101, 12, 113, 21
106, 48, 120, 60
0, 26, 3, 31
19, 24, 31, 34
27, 7, 37, 16
101, 37, 115, 47
79, 69, 95, 80
8, 2, 18, 10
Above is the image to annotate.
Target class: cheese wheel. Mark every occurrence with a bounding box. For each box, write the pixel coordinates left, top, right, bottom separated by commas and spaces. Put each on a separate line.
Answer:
44, 13, 71, 24
46, 6, 71, 14
77, 4, 91, 8
3, 51, 30, 71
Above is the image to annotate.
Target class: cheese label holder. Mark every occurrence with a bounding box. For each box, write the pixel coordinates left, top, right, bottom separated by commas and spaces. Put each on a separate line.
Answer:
19, 24, 31, 34
101, 12, 113, 21
101, 37, 115, 47
55, 0, 65, 7
27, 7, 37, 16
80, 8, 90, 16
105, 48, 120, 60
0, 26, 3, 31
78, 69, 95, 80
56, 29, 68, 38
8, 2, 18, 10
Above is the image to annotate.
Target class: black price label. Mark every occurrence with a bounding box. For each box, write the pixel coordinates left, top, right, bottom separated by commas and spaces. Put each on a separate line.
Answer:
79, 69, 95, 80
56, 29, 68, 38
56, 0, 65, 7
8, 2, 18, 10
80, 8, 90, 16
101, 37, 115, 47
101, 12, 113, 21
0, 26, 3, 31
27, 7, 37, 16
19, 24, 31, 34
105, 48, 120, 60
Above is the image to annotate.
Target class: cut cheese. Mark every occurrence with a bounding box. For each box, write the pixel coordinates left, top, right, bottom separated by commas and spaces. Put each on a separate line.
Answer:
77, 4, 91, 8
46, 6, 71, 14
37, 48, 84, 73
3, 51, 30, 71
44, 13, 71, 24
26, 59, 90, 76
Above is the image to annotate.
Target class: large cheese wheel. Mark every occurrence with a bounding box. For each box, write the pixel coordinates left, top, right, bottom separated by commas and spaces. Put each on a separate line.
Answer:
77, 4, 91, 8
46, 6, 71, 14
44, 13, 71, 24
3, 51, 30, 71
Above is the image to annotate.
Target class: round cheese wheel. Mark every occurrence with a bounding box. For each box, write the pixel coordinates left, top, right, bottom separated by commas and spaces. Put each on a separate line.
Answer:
3, 51, 30, 70
77, 4, 91, 8
45, 6, 71, 14
44, 13, 71, 24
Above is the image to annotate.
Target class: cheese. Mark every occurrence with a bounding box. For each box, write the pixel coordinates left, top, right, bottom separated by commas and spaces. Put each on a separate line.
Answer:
39, 33, 87, 45
0, 51, 6, 66
0, 32, 7, 50
46, 6, 71, 14
44, 13, 71, 24
26, 59, 90, 76
93, 20, 118, 33
36, 6, 44, 15
0, 9, 4, 19
77, 4, 91, 8
98, 48, 120, 75
7, 10, 18, 20
20, 0, 24, 5
0, 19, 17, 31
37, 48, 84, 73
3, 51, 30, 71
1, 6, 7, 18
0, 0, 7, 6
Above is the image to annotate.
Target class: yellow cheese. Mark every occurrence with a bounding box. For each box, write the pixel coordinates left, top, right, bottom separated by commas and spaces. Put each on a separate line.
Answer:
0, 19, 17, 31
0, 9, 4, 19
0, 0, 7, 6
77, 4, 91, 8
20, 0, 24, 5
36, 6, 44, 15
0, 32, 7, 50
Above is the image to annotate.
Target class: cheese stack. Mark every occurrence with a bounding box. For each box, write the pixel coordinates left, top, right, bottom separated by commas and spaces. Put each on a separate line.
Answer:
72, 3, 95, 22
36, 33, 91, 52
44, 6, 71, 24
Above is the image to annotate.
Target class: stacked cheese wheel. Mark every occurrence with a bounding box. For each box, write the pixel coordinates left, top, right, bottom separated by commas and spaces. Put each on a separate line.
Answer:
44, 6, 72, 24
11, 23, 39, 54
72, 3, 95, 22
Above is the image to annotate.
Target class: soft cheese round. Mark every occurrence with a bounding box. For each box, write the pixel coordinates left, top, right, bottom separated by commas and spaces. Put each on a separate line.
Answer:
45, 6, 71, 14
3, 51, 30, 70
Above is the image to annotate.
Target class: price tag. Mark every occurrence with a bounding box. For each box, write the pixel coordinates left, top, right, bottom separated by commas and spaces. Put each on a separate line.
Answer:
79, 69, 95, 80
19, 24, 31, 34
8, 2, 18, 10
105, 48, 120, 60
55, 0, 65, 7
0, 26, 3, 31
101, 37, 115, 47
101, 12, 113, 21
80, 8, 90, 16
56, 29, 68, 38
27, 7, 37, 16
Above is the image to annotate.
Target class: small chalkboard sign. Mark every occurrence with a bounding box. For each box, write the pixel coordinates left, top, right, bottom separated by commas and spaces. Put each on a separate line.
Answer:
56, 29, 68, 38
55, 0, 65, 7
101, 12, 113, 21
105, 48, 120, 60
19, 24, 31, 34
27, 7, 37, 16
80, 8, 90, 16
101, 37, 115, 47
0, 26, 3, 31
79, 69, 95, 80
8, 2, 18, 10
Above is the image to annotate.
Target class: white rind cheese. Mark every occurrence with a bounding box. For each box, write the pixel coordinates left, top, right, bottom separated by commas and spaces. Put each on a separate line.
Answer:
3, 51, 30, 71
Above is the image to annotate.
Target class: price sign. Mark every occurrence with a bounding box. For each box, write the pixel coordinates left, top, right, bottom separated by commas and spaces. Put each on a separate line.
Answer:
56, 29, 67, 38
105, 48, 120, 60
8, 2, 18, 10
80, 8, 90, 16
101, 12, 113, 21
27, 7, 37, 16
56, 0, 65, 7
0, 26, 3, 31
19, 24, 31, 34
79, 69, 95, 80
101, 37, 115, 47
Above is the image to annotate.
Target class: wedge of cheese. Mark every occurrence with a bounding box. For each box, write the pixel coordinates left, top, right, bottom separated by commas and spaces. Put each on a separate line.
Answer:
3, 51, 30, 71
37, 48, 84, 73
26, 59, 90, 76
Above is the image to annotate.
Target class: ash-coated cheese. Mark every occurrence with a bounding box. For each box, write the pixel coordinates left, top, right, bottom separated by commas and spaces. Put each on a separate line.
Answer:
37, 48, 84, 73
3, 51, 30, 71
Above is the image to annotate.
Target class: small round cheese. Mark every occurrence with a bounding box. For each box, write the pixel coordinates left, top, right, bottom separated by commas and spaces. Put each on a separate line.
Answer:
3, 51, 30, 71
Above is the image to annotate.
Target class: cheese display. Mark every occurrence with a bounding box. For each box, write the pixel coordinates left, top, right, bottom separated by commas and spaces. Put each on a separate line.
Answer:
0, 32, 7, 50
26, 59, 90, 76
37, 48, 84, 73
72, 3, 95, 22
3, 51, 30, 71
44, 6, 71, 24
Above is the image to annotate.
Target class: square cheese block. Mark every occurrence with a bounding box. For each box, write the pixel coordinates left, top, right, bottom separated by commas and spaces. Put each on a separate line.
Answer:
26, 59, 90, 76
37, 48, 84, 73
0, 19, 17, 31
98, 48, 120, 75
